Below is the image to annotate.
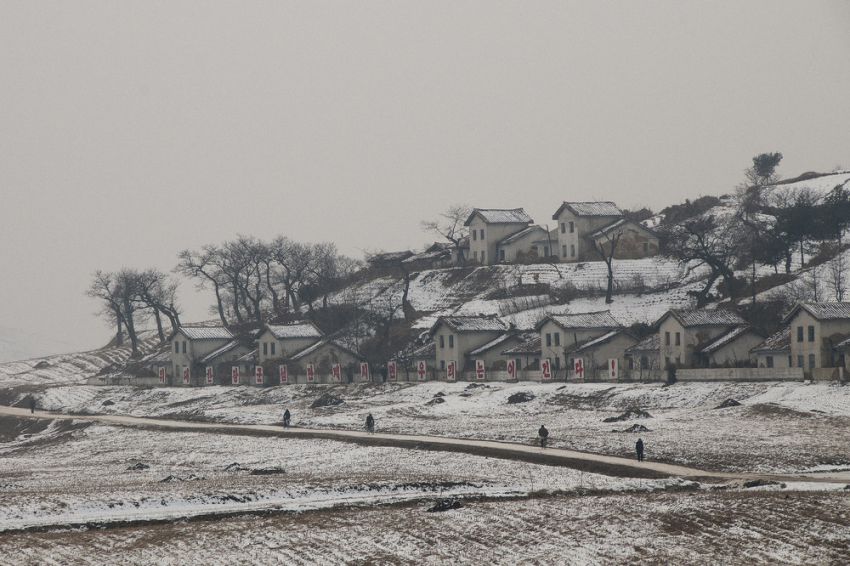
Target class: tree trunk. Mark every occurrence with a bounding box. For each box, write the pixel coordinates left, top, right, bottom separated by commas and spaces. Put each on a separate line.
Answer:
211, 281, 228, 326
784, 251, 793, 274
114, 308, 124, 346
605, 260, 614, 304
153, 309, 165, 343
122, 298, 139, 358
231, 282, 244, 323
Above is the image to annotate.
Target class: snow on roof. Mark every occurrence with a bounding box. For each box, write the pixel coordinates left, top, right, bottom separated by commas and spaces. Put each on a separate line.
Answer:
501, 334, 541, 355
468, 332, 521, 356
178, 326, 233, 341
465, 208, 533, 226
751, 328, 790, 354
564, 330, 628, 355
410, 341, 436, 358
538, 311, 621, 331
553, 201, 622, 219
290, 339, 362, 361
663, 309, 746, 328
199, 340, 242, 363
235, 349, 257, 363
783, 302, 850, 323
432, 316, 508, 334
589, 218, 656, 240
835, 335, 850, 350
367, 251, 414, 264
266, 323, 323, 340
698, 326, 758, 354
402, 248, 452, 264
497, 225, 548, 246
625, 333, 659, 354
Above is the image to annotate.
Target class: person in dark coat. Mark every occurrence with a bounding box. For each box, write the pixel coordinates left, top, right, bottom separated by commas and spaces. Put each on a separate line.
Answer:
282, 409, 291, 427
538, 424, 549, 448
29, 397, 36, 414
636, 438, 645, 462
366, 413, 375, 432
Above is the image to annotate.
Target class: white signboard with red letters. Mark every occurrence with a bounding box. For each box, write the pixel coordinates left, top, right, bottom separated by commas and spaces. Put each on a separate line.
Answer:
388, 361, 397, 381
417, 361, 427, 381
507, 359, 517, 380
447, 360, 456, 381
231, 366, 240, 385
608, 358, 618, 380
574, 358, 585, 380
332, 363, 341, 382
206, 366, 214, 385
475, 359, 486, 381
182, 367, 190, 385
541, 359, 552, 380
307, 364, 315, 383
360, 362, 369, 380
255, 366, 264, 385
279, 365, 288, 384
158, 367, 166, 384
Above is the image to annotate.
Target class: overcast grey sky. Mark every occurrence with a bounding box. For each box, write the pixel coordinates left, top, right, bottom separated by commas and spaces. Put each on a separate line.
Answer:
1, 1, 849, 360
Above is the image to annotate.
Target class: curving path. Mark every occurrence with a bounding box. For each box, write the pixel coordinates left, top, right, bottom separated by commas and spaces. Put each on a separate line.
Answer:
2, 405, 848, 484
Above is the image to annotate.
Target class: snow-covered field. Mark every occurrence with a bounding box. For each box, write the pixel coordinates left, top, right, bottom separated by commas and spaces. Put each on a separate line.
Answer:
22, 379, 850, 474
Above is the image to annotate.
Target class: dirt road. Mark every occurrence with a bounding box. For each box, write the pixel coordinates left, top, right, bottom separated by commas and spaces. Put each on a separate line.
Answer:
2, 405, 847, 484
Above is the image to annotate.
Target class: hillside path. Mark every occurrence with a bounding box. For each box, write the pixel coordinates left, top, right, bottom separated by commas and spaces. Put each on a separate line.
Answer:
2, 405, 848, 484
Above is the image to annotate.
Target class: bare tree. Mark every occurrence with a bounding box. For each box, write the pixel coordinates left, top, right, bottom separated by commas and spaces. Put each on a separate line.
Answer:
176, 246, 229, 325
421, 204, 471, 265
136, 268, 182, 341
591, 225, 624, 304
87, 270, 144, 358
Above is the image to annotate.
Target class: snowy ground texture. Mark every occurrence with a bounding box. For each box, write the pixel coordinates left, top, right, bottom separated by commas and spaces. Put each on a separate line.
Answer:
22, 380, 850, 475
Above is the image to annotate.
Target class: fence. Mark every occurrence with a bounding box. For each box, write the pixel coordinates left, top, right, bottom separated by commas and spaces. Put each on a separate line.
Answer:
676, 367, 804, 382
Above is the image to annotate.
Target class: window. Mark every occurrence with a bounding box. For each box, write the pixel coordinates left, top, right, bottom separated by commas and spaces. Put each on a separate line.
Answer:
675, 332, 681, 346
570, 244, 576, 257
808, 326, 815, 342
640, 355, 649, 369
766, 356, 774, 368
628, 357, 634, 370
270, 342, 276, 356
809, 354, 816, 369
797, 326, 804, 342
481, 250, 486, 263
263, 343, 268, 356
175, 341, 180, 353
499, 249, 505, 261
439, 335, 445, 348
554, 333, 561, 346
797, 355, 804, 368
479, 229, 484, 240
665, 332, 671, 346
472, 230, 477, 241
788, 355, 793, 367
554, 357, 561, 369
440, 360, 445, 370
448, 335, 454, 348
562, 245, 567, 257
560, 223, 566, 233
182, 341, 187, 354
569, 221, 574, 233
515, 358, 521, 371
545, 333, 552, 347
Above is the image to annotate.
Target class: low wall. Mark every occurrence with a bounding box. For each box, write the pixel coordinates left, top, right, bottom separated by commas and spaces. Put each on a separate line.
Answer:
810, 367, 846, 382
676, 367, 804, 382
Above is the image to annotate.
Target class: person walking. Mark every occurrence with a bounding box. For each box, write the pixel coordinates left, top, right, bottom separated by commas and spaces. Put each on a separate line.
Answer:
365, 413, 375, 433
635, 438, 645, 462
29, 397, 36, 414
538, 424, 549, 448
282, 409, 291, 427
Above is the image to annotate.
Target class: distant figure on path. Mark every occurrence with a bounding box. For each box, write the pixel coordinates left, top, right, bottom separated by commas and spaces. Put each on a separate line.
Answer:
366, 413, 375, 433
538, 424, 549, 448
636, 438, 645, 462
29, 397, 36, 414
282, 409, 291, 427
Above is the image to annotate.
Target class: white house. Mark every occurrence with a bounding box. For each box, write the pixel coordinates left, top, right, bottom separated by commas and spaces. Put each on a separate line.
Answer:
751, 328, 792, 369
535, 311, 621, 375
655, 309, 747, 368
552, 201, 658, 262
256, 322, 324, 364
562, 329, 638, 378
430, 315, 509, 374
170, 326, 234, 384
782, 302, 850, 371
464, 208, 533, 265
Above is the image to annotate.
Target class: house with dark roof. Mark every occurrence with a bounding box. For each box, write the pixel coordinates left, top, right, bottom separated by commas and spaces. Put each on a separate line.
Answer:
286, 339, 365, 384
464, 208, 534, 265
655, 309, 747, 368
535, 311, 622, 376
624, 333, 661, 378
465, 330, 531, 372
782, 302, 850, 371
494, 225, 552, 264
562, 329, 638, 378
551, 201, 657, 262
500, 333, 542, 372
430, 315, 508, 373
693, 326, 763, 367
256, 322, 324, 363
751, 328, 792, 369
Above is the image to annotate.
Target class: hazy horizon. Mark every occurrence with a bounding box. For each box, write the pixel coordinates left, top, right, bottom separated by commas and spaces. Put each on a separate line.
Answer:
2, 1, 849, 361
